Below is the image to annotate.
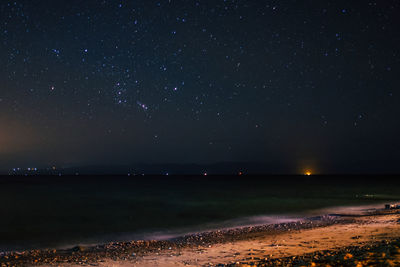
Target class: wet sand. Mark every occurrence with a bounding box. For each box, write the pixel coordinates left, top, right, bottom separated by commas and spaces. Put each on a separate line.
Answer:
1, 209, 400, 266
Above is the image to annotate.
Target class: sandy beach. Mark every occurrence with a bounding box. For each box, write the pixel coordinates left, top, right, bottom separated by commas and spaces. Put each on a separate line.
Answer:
1, 207, 400, 266
103, 210, 400, 267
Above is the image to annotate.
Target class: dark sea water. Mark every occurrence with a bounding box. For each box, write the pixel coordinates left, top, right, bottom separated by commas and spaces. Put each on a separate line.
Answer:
0, 175, 399, 252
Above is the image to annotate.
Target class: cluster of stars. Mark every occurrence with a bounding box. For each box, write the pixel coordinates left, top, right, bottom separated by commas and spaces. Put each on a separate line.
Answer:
0, 0, 399, 168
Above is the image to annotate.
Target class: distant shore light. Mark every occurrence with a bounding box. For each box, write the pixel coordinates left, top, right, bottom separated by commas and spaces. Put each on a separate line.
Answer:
305, 171, 312, 176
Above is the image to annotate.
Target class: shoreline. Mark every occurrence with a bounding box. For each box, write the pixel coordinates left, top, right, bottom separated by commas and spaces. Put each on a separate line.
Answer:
0, 202, 386, 253
2, 207, 399, 266
0, 215, 349, 266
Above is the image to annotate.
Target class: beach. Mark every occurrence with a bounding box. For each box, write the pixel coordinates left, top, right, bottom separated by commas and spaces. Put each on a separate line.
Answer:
1, 207, 400, 266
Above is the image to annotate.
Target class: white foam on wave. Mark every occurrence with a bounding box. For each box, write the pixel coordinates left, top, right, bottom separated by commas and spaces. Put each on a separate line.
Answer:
131, 202, 389, 241
27, 202, 391, 251
304, 202, 386, 216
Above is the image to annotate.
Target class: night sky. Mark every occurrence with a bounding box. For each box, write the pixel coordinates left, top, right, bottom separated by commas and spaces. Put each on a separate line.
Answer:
1, 1, 399, 173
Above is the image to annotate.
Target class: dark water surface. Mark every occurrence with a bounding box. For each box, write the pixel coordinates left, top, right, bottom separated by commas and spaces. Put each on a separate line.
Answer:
1, 175, 399, 252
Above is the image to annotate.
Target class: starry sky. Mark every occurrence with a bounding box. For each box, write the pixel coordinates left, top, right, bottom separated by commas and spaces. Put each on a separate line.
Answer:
0, 0, 399, 173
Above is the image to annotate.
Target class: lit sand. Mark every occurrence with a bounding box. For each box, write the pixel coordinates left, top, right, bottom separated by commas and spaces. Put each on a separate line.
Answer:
80, 212, 400, 266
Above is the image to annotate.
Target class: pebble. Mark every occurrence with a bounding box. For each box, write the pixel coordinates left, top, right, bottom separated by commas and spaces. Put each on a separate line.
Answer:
0, 215, 361, 266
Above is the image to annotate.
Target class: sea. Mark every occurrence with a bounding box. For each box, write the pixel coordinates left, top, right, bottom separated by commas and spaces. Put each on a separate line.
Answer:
0, 175, 399, 252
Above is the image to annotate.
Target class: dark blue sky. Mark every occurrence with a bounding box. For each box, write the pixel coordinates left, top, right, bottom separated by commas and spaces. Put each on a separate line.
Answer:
1, 0, 399, 173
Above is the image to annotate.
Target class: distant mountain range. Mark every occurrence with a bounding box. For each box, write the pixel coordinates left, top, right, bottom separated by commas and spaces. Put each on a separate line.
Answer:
3, 159, 399, 175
